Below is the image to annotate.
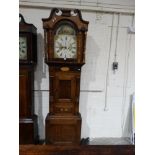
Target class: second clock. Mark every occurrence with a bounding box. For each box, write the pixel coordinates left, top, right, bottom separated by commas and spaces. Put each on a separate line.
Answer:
42, 8, 89, 145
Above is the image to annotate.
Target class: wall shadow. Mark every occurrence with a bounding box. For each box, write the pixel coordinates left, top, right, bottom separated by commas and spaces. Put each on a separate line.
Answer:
80, 34, 100, 139
34, 33, 48, 141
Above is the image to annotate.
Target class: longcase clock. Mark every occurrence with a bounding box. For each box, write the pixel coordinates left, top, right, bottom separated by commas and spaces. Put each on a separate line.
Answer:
19, 14, 38, 144
42, 8, 89, 145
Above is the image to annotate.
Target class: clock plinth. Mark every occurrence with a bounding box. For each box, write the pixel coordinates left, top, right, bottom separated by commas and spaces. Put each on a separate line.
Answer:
19, 14, 39, 144
46, 114, 81, 145
42, 8, 89, 145
19, 115, 38, 144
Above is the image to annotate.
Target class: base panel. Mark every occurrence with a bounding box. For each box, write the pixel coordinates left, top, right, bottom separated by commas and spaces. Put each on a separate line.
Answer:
46, 113, 81, 145
19, 115, 39, 144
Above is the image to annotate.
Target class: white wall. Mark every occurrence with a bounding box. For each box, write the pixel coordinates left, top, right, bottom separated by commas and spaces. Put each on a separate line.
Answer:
19, 0, 135, 13
20, 0, 135, 140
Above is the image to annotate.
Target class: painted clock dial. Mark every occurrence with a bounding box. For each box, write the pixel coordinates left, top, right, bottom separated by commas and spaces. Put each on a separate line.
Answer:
54, 24, 77, 60
19, 36, 27, 60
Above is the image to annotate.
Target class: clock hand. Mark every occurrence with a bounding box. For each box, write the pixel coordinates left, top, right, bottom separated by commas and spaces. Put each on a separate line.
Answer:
64, 35, 68, 47
64, 48, 67, 60
68, 45, 71, 51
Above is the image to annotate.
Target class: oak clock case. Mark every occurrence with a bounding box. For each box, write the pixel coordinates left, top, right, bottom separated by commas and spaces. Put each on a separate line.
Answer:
19, 14, 38, 144
42, 8, 89, 145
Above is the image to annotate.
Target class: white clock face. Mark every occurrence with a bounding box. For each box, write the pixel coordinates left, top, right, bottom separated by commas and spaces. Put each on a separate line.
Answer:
19, 36, 27, 60
54, 34, 77, 59
53, 24, 77, 60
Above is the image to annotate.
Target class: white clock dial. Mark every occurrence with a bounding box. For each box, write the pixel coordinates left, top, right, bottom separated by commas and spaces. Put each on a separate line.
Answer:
19, 37, 27, 60
54, 35, 77, 59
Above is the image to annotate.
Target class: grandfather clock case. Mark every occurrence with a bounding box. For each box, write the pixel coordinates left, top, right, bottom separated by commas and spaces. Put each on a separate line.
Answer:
42, 9, 89, 145
19, 14, 38, 144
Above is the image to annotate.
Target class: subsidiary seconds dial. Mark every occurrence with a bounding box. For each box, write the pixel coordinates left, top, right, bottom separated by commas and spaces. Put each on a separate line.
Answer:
54, 34, 77, 60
